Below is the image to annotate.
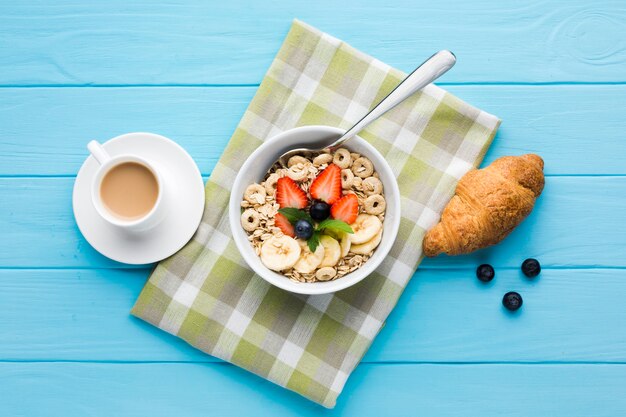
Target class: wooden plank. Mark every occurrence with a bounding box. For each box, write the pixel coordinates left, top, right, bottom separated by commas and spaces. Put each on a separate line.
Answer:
1, 176, 624, 268
2, 268, 626, 363
1, 86, 625, 176
2, 362, 625, 416
0, 87, 253, 177
1, 1, 625, 85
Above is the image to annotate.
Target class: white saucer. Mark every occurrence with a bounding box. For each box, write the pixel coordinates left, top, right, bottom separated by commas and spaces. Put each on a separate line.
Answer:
73, 132, 205, 265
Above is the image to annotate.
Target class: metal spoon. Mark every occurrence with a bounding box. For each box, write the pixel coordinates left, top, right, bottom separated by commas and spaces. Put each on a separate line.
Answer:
277, 50, 456, 167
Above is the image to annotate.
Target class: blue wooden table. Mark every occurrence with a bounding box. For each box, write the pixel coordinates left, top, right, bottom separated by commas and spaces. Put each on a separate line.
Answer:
2, 1, 626, 415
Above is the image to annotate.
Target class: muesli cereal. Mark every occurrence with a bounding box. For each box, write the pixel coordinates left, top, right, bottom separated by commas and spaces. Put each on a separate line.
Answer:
240, 148, 386, 283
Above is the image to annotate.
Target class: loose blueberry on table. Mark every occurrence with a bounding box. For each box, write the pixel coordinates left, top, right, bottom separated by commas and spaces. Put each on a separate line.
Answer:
502, 291, 523, 311
476, 264, 495, 282
521, 258, 541, 278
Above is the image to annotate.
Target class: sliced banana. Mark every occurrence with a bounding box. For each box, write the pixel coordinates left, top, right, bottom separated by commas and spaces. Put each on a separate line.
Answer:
350, 214, 382, 244
244, 183, 266, 204
322, 229, 339, 240
293, 240, 325, 273
260, 236, 301, 271
351, 228, 383, 255
315, 267, 337, 281
338, 232, 351, 257
319, 235, 341, 267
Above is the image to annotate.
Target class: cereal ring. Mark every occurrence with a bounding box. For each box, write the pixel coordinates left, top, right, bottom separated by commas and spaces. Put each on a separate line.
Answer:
287, 155, 310, 168
362, 176, 383, 195
244, 183, 266, 204
350, 152, 361, 161
333, 148, 352, 169
352, 177, 363, 188
352, 157, 374, 178
315, 267, 337, 281
287, 164, 308, 182
264, 173, 280, 196
241, 209, 260, 232
341, 169, 354, 189
313, 153, 333, 166
364, 194, 386, 215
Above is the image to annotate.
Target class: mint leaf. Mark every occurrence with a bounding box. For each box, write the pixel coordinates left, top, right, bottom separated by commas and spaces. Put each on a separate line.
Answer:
307, 231, 321, 252
316, 219, 354, 234
278, 208, 313, 224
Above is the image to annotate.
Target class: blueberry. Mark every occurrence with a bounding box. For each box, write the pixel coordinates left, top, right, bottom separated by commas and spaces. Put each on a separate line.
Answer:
521, 258, 541, 278
476, 264, 495, 282
310, 201, 330, 221
502, 292, 523, 311
294, 219, 314, 239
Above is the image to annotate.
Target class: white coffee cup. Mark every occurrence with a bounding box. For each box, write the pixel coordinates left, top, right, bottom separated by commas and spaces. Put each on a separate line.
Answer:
88, 140, 167, 232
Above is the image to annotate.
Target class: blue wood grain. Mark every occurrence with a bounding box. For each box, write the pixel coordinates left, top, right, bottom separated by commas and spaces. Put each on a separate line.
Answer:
2, 177, 625, 268
3, 362, 626, 416
1, 86, 626, 175
1, 1, 625, 85
2, 268, 626, 363
2, 0, 626, 414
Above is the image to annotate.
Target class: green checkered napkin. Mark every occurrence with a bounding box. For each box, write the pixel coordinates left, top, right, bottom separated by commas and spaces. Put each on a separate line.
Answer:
132, 19, 499, 408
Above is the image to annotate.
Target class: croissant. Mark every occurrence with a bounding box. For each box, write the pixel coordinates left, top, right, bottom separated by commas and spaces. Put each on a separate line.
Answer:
423, 154, 544, 257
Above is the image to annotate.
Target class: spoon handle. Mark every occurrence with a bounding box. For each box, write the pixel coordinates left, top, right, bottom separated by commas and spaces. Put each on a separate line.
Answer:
329, 50, 456, 150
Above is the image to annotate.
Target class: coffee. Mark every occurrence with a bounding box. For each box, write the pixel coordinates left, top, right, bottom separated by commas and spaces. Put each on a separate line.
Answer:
100, 162, 159, 220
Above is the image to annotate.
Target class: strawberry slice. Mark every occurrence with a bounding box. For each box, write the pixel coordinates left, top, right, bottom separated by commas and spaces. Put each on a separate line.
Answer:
276, 177, 308, 209
275, 212, 295, 237
310, 163, 342, 204
330, 194, 359, 224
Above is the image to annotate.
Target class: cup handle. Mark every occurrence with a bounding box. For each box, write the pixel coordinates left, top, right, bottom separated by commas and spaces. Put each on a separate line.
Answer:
87, 140, 111, 165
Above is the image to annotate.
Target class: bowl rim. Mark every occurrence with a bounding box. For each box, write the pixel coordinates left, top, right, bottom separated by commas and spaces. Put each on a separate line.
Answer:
228, 125, 401, 295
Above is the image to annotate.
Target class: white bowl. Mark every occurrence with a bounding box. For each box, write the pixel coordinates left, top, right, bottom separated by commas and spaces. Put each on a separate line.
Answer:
229, 126, 401, 295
